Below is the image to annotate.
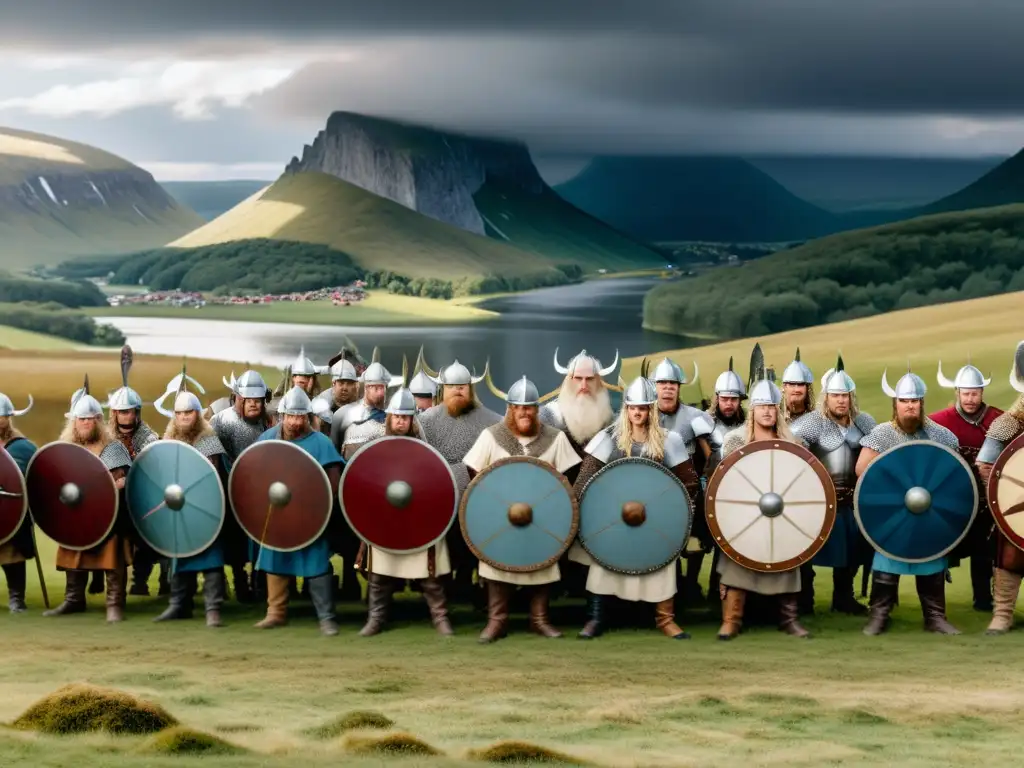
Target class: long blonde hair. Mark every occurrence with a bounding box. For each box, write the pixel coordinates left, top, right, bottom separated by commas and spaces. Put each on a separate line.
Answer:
615, 404, 666, 461
743, 404, 796, 443
818, 389, 860, 421
59, 416, 112, 447
782, 383, 816, 421
1009, 393, 1024, 421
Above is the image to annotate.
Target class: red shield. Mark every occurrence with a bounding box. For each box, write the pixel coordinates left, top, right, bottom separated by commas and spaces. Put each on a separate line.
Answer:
228, 440, 332, 552
0, 448, 28, 547
25, 442, 118, 550
340, 436, 457, 554
989, 433, 1024, 552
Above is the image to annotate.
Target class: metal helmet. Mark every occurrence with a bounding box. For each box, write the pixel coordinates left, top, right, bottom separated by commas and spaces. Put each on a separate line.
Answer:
107, 386, 143, 412
278, 385, 313, 416
330, 359, 358, 382
173, 391, 203, 413
937, 361, 990, 390
0, 393, 32, 417
820, 355, 856, 394
750, 379, 783, 407
386, 388, 418, 416
310, 393, 335, 424
290, 346, 323, 377
1013, 341, 1024, 394
235, 370, 269, 399
782, 347, 814, 384
623, 376, 657, 406
882, 368, 927, 400
714, 357, 746, 398
70, 393, 104, 419
431, 359, 488, 386
361, 361, 404, 388
650, 357, 698, 387
553, 348, 619, 379
409, 370, 437, 397
505, 376, 540, 406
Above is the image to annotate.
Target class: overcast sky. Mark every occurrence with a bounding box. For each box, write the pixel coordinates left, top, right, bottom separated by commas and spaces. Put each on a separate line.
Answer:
1, 1, 1021, 181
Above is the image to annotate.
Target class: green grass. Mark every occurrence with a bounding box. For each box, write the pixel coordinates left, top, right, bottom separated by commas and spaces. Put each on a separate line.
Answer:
0, 325, 81, 350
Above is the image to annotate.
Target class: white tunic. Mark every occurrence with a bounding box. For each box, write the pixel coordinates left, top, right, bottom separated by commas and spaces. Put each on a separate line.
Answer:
366, 539, 452, 580
462, 425, 581, 586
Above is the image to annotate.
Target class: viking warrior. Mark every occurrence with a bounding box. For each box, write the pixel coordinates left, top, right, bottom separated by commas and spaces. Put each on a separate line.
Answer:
463, 375, 582, 642
651, 357, 715, 604
929, 359, 1002, 612
44, 380, 134, 622
790, 357, 877, 614
105, 347, 163, 598
310, 393, 336, 437
715, 374, 811, 640
409, 368, 438, 413
539, 348, 619, 457
419, 359, 502, 598
357, 387, 453, 637
288, 346, 326, 398
977, 342, 1024, 634
856, 369, 962, 635
253, 386, 344, 635
327, 358, 360, 411
152, 379, 230, 627
573, 376, 700, 640
781, 348, 815, 423
706, 357, 747, 472
331, 358, 403, 459
207, 371, 238, 417
0, 393, 37, 613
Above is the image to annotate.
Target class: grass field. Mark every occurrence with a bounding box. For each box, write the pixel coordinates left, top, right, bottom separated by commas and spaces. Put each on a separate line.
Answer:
626, 290, 1024, 417
0, 325, 80, 351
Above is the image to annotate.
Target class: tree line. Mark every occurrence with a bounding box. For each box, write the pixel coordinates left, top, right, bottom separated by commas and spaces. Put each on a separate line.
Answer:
0, 273, 121, 346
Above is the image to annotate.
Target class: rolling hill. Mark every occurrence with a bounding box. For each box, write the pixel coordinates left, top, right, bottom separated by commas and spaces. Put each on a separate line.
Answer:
920, 147, 1024, 215
0, 127, 203, 269
160, 180, 271, 221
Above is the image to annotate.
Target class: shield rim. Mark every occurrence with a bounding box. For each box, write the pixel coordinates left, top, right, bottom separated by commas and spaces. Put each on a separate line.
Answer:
0, 447, 28, 547
127, 440, 226, 559
987, 433, 1024, 553
25, 441, 119, 551
578, 456, 693, 574
339, 436, 459, 555
706, 439, 837, 573
854, 439, 978, 563
227, 439, 333, 553
459, 455, 579, 573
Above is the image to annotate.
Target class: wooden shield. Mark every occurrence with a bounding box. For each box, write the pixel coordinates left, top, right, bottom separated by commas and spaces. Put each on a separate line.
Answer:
0, 448, 27, 547
988, 433, 1024, 553
228, 440, 332, 552
706, 440, 837, 573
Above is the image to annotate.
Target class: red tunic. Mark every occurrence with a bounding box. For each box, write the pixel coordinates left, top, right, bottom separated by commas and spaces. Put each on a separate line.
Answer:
929, 404, 1003, 465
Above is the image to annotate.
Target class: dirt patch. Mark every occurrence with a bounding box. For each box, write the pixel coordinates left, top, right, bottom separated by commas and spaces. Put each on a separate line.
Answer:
13, 683, 176, 736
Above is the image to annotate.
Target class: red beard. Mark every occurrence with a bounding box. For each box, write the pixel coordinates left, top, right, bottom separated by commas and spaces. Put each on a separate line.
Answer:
505, 409, 539, 438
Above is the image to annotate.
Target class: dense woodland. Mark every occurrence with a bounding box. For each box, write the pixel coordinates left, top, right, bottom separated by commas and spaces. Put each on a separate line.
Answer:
0, 272, 122, 345
643, 204, 1024, 338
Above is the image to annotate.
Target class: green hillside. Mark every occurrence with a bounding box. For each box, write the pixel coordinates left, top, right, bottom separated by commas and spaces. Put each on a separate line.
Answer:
921, 148, 1024, 215
643, 203, 1024, 338
160, 179, 272, 221
0, 127, 204, 269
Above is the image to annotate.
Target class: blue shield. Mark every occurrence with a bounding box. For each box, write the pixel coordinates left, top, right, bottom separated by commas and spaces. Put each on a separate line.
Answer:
459, 456, 578, 573
855, 441, 977, 563
579, 457, 692, 574
127, 441, 225, 559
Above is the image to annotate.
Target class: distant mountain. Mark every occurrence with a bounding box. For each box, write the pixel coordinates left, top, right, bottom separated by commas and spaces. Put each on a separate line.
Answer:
749, 155, 1004, 212
919, 148, 1024, 215
0, 127, 203, 269
160, 180, 270, 221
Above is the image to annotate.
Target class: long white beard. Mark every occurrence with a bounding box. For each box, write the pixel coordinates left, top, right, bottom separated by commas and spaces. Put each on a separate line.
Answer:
558, 382, 613, 445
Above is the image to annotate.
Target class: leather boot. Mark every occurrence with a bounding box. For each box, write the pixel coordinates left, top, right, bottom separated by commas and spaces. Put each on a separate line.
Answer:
778, 594, 810, 637
578, 592, 605, 639
863, 571, 900, 635
157, 559, 171, 597
717, 587, 745, 640
254, 574, 289, 628
231, 564, 254, 603
971, 555, 994, 611
831, 567, 868, 615
105, 568, 126, 623
798, 564, 815, 614
420, 577, 454, 636
307, 574, 338, 635
89, 570, 105, 595
359, 573, 393, 636
44, 570, 88, 616
528, 585, 562, 638
986, 568, 1022, 635
129, 559, 152, 596
153, 572, 195, 622
3, 562, 28, 613
655, 598, 690, 639
916, 572, 960, 634
203, 569, 226, 628
479, 580, 511, 643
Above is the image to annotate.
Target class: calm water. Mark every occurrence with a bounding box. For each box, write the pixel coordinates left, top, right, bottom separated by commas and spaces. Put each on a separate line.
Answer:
96, 278, 696, 411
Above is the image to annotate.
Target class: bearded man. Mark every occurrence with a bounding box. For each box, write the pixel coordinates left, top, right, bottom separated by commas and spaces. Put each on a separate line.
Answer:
289, 346, 326, 397
463, 375, 582, 642
0, 393, 38, 613
781, 348, 816, 423
573, 376, 700, 640
539, 349, 618, 457
356, 388, 453, 637
253, 386, 344, 635
706, 358, 747, 473
152, 387, 230, 627
977, 342, 1024, 635
791, 357, 877, 615
327, 358, 360, 411
856, 369, 962, 636
44, 384, 134, 622
419, 360, 501, 599
929, 360, 1003, 612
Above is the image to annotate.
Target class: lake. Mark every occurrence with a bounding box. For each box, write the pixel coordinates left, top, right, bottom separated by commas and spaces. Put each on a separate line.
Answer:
96, 278, 699, 410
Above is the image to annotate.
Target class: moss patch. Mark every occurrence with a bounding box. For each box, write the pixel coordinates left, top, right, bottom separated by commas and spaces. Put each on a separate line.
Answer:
343, 731, 441, 756
469, 740, 591, 764
305, 710, 394, 739
140, 726, 242, 755
13, 683, 177, 736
